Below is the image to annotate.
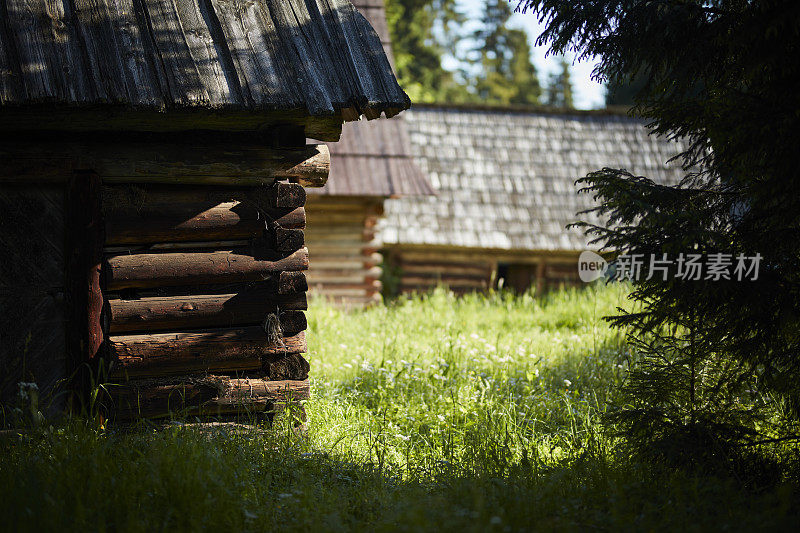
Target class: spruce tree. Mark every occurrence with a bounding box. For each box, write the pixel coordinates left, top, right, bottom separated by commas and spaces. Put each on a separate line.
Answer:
545, 58, 574, 108
518, 0, 800, 467
605, 73, 647, 107
472, 0, 541, 105
384, 0, 471, 103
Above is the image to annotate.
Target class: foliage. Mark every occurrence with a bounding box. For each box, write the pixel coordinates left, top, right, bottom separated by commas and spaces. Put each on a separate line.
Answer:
386, 0, 543, 105
544, 57, 574, 108
470, 0, 542, 105
518, 0, 800, 463
2, 287, 799, 530
605, 72, 647, 107
384, 0, 472, 103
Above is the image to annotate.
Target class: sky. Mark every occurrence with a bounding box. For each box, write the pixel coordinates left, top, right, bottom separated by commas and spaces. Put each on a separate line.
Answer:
460, 0, 606, 109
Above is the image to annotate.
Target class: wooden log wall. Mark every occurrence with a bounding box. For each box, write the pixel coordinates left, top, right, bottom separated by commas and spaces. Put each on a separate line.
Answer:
385, 248, 493, 295
386, 246, 582, 296
0, 133, 330, 419
102, 179, 314, 419
304, 196, 383, 307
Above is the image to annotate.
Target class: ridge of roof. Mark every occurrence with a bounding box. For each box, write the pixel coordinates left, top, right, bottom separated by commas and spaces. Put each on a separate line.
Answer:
410, 102, 636, 118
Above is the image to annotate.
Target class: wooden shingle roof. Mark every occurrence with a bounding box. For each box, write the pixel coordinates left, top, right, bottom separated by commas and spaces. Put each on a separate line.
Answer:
0, 0, 408, 140
381, 105, 688, 252
311, 0, 432, 196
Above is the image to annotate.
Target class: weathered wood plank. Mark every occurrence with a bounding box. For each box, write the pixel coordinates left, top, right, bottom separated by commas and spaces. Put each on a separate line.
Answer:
141, 0, 209, 105
0, 142, 329, 185
65, 172, 105, 395
123, 285, 309, 307
102, 183, 306, 218
72, 0, 137, 101
104, 202, 305, 245
0, 186, 65, 288
109, 328, 306, 378
0, 108, 343, 141
101, 0, 165, 105
262, 0, 335, 114
306, 266, 380, 283
110, 376, 310, 419
401, 277, 489, 289
4, 0, 74, 100
105, 201, 265, 244
0, 291, 67, 411
105, 247, 309, 290
309, 286, 380, 297
108, 290, 307, 333
398, 263, 493, 277
0, 0, 410, 124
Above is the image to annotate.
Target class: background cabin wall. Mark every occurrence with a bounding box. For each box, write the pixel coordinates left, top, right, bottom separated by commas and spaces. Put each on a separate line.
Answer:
305, 196, 383, 307
385, 245, 582, 296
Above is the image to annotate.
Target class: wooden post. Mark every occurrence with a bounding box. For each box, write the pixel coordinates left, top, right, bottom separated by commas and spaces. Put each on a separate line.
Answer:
65, 170, 106, 407
536, 261, 547, 296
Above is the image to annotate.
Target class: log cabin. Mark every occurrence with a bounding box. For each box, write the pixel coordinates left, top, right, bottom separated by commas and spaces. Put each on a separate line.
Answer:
380, 104, 688, 295
304, 0, 433, 307
0, 0, 409, 420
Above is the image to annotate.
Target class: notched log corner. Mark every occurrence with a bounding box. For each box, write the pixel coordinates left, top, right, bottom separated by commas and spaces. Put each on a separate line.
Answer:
263, 353, 310, 381
109, 375, 310, 419
109, 329, 307, 378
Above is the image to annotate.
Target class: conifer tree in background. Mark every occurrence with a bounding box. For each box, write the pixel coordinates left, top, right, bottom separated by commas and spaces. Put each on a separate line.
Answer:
471, 0, 541, 105
519, 0, 800, 472
384, 0, 471, 103
544, 58, 574, 108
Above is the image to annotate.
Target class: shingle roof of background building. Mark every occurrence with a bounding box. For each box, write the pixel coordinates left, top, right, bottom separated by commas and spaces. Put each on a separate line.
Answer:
0, 0, 407, 136
311, 0, 433, 196
380, 105, 688, 251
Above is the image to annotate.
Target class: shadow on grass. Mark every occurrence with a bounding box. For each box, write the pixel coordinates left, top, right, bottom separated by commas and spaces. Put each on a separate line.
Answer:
0, 419, 797, 532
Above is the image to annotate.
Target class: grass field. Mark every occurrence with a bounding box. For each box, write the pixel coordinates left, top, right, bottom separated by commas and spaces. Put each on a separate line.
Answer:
1, 285, 798, 531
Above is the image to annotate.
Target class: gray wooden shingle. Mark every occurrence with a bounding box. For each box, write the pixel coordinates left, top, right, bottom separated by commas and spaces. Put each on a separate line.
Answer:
381, 105, 688, 252
0, 0, 408, 123
311, 0, 432, 196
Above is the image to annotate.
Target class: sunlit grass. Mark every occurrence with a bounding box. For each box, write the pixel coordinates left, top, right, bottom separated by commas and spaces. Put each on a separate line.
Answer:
304, 284, 631, 474
1, 283, 797, 531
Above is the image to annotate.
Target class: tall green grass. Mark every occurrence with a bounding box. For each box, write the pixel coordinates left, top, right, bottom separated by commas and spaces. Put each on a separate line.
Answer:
305, 284, 631, 475
1, 284, 797, 531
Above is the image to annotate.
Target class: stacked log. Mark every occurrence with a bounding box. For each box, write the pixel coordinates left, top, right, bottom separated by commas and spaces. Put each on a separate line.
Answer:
304, 196, 383, 306
101, 180, 314, 419
389, 250, 493, 295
